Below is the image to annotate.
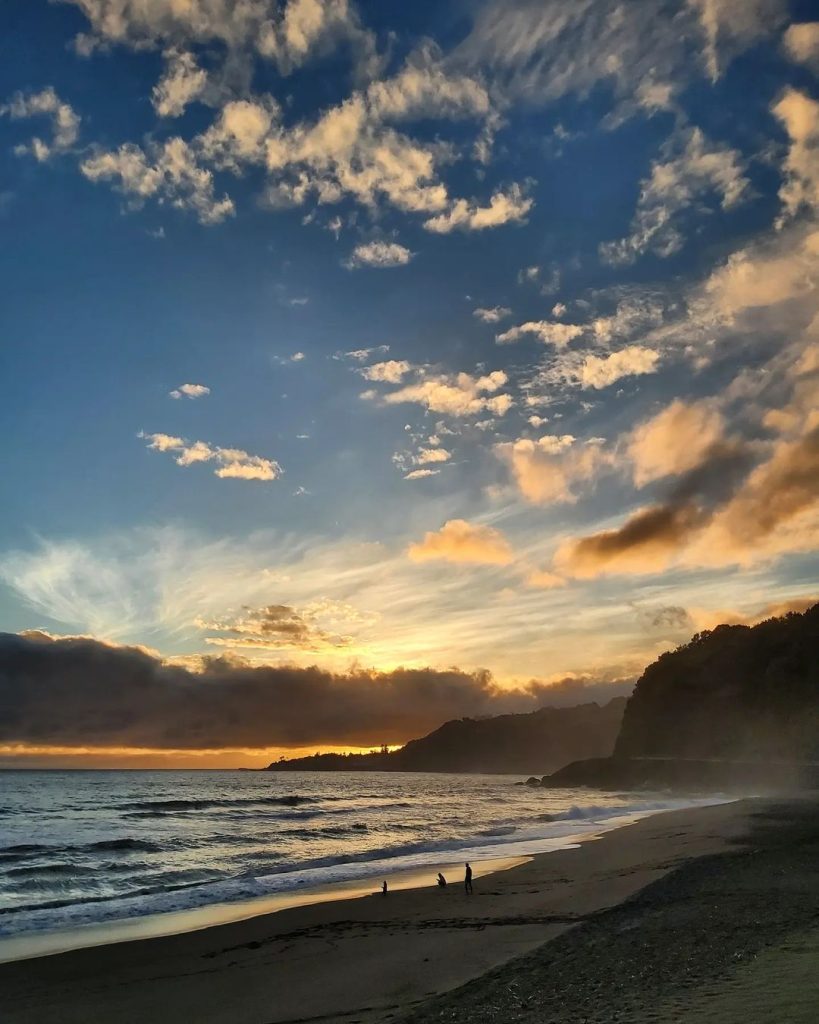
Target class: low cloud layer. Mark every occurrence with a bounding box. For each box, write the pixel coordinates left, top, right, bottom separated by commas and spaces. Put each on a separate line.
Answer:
0, 632, 632, 750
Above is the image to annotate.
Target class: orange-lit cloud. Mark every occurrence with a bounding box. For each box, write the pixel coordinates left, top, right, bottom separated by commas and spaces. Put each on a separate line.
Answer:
556, 502, 705, 577
689, 596, 819, 631
408, 518, 513, 565
524, 568, 566, 589
628, 399, 725, 487
496, 434, 610, 504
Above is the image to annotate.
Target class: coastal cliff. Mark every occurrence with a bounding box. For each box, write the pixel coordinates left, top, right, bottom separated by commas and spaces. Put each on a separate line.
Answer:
544, 604, 819, 790
265, 697, 626, 774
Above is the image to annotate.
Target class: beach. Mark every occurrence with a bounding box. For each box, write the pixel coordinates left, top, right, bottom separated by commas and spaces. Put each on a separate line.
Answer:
0, 796, 778, 1024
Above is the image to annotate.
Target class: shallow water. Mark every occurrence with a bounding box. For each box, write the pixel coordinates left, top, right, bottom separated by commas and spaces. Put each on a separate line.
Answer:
0, 769, 716, 940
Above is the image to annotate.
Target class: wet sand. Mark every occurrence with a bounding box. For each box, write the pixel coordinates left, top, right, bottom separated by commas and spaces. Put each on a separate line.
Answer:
0, 799, 755, 1024
405, 796, 819, 1024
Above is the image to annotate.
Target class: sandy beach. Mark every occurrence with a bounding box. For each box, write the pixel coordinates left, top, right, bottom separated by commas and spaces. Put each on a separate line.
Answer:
1, 798, 761, 1024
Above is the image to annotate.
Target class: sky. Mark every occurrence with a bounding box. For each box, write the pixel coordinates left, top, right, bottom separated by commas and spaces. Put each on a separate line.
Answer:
1, 0, 819, 766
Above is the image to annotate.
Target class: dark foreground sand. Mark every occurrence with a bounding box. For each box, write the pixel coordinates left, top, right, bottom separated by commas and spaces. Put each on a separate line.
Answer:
406, 796, 819, 1024
0, 798, 763, 1024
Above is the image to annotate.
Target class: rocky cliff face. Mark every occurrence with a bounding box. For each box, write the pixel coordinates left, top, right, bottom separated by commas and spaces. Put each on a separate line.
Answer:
614, 604, 819, 761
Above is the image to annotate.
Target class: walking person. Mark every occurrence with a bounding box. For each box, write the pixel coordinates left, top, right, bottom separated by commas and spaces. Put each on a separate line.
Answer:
464, 862, 473, 895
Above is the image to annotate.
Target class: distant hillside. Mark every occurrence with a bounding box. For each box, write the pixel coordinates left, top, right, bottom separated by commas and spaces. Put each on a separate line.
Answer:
266, 698, 627, 774
545, 604, 819, 790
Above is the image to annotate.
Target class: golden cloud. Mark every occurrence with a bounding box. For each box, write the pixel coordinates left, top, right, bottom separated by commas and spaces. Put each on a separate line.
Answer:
408, 518, 514, 565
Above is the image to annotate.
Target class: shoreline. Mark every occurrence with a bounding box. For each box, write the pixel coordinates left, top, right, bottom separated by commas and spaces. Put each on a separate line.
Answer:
0, 854, 530, 964
1, 797, 757, 1024
0, 797, 727, 964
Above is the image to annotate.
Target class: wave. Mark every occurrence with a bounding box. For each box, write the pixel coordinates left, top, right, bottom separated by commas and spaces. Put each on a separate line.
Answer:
0, 838, 164, 861
6, 864, 98, 878
112, 795, 323, 813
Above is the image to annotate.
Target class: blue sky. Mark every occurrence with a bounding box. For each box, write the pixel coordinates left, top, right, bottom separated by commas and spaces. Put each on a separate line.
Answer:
2, 0, 819, 699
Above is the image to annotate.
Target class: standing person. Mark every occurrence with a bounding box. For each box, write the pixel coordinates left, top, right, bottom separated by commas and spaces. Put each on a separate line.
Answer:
464, 862, 473, 895
382, 880, 388, 895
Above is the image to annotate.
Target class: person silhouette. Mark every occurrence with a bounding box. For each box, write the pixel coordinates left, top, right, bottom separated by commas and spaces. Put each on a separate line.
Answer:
382, 880, 388, 895
464, 862, 473, 895
437, 872, 447, 888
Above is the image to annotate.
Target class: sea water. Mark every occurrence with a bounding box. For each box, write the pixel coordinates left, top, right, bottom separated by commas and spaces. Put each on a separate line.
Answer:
0, 770, 721, 945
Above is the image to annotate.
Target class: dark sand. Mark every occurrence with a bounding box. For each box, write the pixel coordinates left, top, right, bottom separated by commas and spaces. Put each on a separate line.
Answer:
0, 799, 756, 1024
404, 796, 819, 1024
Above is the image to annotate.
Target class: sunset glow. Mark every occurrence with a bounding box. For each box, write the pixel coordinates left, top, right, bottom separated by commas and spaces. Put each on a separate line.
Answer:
1, 0, 818, 766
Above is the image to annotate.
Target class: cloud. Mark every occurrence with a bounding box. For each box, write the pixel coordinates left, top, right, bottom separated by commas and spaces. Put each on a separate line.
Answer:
772, 88, 819, 221
556, 501, 706, 577
473, 306, 512, 323
496, 434, 610, 504
198, 602, 356, 651
1, 87, 80, 162
169, 382, 210, 400
404, 468, 440, 480
524, 568, 566, 589
408, 518, 514, 565
589, 294, 667, 344
690, 425, 819, 566
37, 10, 503, 231
152, 49, 207, 117
81, 137, 234, 225
577, 346, 661, 389
456, 0, 783, 111
415, 447, 451, 464
600, 127, 748, 265
423, 183, 533, 233
336, 345, 390, 362
783, 23, 819, 70
0, 631, 573, 749
366, 51, 490, 121
689, 596, 819, 631
496, 320, 584, 347
65, 0, 374, 76
688, 0, 786, 82
140, 432, 281, 481
344, 241, 413, 268
373, 368, 513, 417
360, 360, 412, 383
703, 228, 818, 317
628, 399, 725, 486
634, 603, 693, 631
199, 97, 279, 170
517, 264, 560, 294
556, 412, 819, 578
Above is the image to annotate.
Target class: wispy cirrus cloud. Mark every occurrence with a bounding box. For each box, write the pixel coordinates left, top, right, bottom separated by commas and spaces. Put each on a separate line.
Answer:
599, 127, 749, 266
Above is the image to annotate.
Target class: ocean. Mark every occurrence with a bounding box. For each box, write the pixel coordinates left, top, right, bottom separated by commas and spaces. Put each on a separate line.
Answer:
0, 770, 720, 949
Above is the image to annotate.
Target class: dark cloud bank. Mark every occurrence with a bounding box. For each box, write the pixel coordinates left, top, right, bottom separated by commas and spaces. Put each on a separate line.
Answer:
0, 633, 634, 750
